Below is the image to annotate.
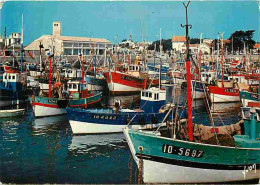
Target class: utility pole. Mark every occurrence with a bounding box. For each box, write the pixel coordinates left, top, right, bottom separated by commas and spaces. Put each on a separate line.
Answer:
181, 1, 193, 142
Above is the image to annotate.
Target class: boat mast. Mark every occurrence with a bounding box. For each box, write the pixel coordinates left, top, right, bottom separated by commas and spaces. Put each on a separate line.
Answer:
48, 55, 53, 99
181, 1, 193, 142
219, 32, 224, 88
20, 13, 23, 73
159, 28, 162, 89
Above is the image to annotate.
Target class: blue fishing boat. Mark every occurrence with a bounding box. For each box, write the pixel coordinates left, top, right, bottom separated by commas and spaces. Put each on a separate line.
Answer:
0, 70, 27, 108
67, 87, 188, 134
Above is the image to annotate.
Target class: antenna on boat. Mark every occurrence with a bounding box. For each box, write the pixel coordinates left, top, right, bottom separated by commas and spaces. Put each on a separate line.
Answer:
181, 1, 193, 142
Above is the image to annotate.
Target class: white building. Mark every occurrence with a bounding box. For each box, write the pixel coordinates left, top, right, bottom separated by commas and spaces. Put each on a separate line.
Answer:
172, 36, 186, 53
25, 21, 113, 56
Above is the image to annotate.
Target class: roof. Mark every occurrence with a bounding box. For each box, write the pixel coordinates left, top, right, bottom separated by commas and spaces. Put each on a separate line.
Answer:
25, 35, 112, 51
172, 36, 186, 42
55, 36, 111, 43
253, 44, 260, 48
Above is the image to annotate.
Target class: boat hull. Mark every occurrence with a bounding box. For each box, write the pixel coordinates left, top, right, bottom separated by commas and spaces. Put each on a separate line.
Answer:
69, 120, 164, 134
31, 96, 66, 117
208, 86, 240, 103
66, 107, 167, 134
123, 129, 260, 183
104, 71, 145, 95
239, 90, 260, 107
0, 109, 25, 118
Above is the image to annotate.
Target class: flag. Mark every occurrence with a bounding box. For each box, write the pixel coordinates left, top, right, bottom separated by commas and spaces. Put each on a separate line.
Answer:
28, 51, 34, 59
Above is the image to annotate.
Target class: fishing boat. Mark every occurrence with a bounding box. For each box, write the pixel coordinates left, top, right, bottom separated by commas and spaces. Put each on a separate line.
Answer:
0, 70, 28, 108
123, 107, 260, 183
103, 70, 146, 95
239, 86, 260, 107
67, 87, 187, 134
208, 85, 240, 103
123, 3, 260, 183
31, 81, 102, 117
30, 55, 102, 117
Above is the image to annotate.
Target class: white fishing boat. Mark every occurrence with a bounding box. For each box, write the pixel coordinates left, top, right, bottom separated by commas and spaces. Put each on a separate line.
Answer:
0, 109, 25, 118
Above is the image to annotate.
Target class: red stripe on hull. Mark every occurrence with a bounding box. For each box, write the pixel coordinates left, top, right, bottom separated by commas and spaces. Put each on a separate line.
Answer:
32, 102, 59, 108
208, 86, 239, 97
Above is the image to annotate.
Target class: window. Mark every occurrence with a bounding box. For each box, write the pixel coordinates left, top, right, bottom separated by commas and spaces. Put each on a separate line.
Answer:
64, 49, 72, 55
12, 75, 15, 80
69, 84, 72, 89
8, 75, 11, 79
73, 49, 78, 55
149, 92, 152, 98
142, 92, 144, 96
73, 84, 77, 89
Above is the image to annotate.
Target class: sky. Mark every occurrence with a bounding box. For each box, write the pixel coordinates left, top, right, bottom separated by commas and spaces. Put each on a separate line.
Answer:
1, 1, 259, 45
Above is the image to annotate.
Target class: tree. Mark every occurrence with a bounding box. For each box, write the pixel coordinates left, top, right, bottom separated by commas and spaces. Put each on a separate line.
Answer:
226, 30, 255, 52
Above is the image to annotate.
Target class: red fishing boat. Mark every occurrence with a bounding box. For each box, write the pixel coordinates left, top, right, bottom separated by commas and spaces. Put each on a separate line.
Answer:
103, 70, 146, 95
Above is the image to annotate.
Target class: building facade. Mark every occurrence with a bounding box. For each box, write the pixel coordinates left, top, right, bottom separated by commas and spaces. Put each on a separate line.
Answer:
25, 21, 113, 57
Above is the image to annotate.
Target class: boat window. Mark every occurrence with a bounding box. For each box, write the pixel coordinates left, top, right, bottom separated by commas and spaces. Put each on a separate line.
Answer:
149, 92, 152, 98
73, 84, 77, 89
12, 75, 15, 80
209, 74, 211, 77
142, 92, 144, 96
8, 75, 11, 79
68, 84, 72, 89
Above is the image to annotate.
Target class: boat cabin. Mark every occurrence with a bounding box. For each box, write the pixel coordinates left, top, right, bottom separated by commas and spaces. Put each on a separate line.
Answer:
234, 107, 260, 148
140, 87, 166, 113
67, 81, 88, 99
200, 70, 216, 84
2, 71, 25, 92
127, 64, 146, 77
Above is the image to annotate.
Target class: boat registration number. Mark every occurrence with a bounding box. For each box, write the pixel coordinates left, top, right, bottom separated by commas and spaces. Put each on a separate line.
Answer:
250, 94, 260, 100
224, 89, 237, 93
162, 144, 204, 158
92, 115, 117, 120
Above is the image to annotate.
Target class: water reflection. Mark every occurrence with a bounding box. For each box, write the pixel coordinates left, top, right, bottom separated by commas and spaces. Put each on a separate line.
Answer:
32, 115, 69, 131
68, 133, 127, 157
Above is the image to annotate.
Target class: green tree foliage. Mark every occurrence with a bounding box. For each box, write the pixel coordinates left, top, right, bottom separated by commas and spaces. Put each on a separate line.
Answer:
148, 39, 172, 51
190, 38, 200, 44
227, 30, 255, 52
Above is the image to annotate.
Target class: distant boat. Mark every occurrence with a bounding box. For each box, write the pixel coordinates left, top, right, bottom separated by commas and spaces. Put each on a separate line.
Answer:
0, 108, 25, 118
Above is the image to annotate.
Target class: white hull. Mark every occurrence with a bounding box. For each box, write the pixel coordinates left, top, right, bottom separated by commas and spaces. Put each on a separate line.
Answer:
0, 109, 25, 117
33, 105, 66, 117
69, 120, 164, 134
123, 129, 260, 184
108, 82, 143, 94
210, 93, 240, 103
141, 159, 259, 183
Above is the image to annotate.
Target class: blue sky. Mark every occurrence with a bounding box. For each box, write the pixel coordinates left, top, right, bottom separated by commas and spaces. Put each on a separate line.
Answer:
1, 1, 259, 45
